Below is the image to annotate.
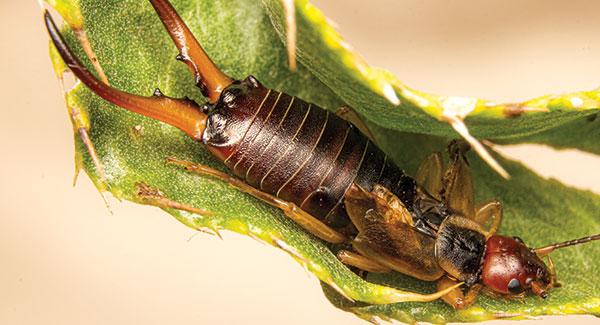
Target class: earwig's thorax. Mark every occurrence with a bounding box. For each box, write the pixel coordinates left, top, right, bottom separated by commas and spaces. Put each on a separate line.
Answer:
411, 189, 451, 237
434, 216, 487, 286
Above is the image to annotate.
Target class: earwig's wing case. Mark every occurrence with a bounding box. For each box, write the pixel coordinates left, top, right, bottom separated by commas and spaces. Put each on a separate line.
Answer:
45, 0, 600, 322
344, 185, 444, 281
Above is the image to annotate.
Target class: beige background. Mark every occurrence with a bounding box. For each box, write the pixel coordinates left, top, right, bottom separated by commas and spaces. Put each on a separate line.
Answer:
1, 0, 599, 324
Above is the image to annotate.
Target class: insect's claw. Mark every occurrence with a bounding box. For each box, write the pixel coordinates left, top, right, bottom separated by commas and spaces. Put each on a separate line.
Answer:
149, 0, 233, 102
44, 10, 207, 141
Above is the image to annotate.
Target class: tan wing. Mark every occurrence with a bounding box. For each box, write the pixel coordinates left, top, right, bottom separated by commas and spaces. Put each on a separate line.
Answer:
441, 142, 503, 234
442, 143, 475, 218
344, 183, 444, 281
415, 152, 444, 200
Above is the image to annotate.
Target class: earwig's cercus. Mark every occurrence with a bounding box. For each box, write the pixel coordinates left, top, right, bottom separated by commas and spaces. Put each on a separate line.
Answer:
44, 0, 600, 309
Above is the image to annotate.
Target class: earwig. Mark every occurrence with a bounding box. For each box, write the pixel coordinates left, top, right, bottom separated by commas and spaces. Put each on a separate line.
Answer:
44, 0, 600, 309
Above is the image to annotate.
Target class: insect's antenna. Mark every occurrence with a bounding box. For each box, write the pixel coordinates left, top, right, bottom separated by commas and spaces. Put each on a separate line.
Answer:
44, 11, 207, 141
534, 233, 600, 256
149, 0, 233, 103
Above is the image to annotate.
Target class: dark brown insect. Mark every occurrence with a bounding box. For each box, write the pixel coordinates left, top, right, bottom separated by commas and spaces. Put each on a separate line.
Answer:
44, 0, 600, 308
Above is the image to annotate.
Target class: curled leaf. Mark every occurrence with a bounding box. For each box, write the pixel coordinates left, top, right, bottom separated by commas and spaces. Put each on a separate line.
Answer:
46, 0, 599, 322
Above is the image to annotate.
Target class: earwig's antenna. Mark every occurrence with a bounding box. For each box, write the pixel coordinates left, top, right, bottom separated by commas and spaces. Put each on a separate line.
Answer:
149, 0, 233, 103
534, 234, 600, 256
44, 10, 207, 141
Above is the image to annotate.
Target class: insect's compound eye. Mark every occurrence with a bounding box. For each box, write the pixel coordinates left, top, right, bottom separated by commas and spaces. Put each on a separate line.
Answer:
507, 278, 523, 294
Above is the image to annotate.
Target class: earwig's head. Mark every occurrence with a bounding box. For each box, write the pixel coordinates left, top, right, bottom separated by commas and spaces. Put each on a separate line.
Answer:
480, 233, 600, 298
481, 235, 552, 298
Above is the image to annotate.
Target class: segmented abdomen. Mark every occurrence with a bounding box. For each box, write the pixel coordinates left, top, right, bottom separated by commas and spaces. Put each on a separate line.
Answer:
202, 77, 416, 230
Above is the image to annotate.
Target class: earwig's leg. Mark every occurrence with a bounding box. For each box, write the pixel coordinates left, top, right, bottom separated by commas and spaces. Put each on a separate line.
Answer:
43, 0, 109, 84
546, 255, 560, 288
166, 157, 347, 244
442, 141, 475, 218
44, 11, 207, 140
474, 200, 503, 236
136, 182, 212, 216
135, 182, 221, 238
415, 152, 444, 199
337, 250, 392, 273
149, 0, 232, 102
57, 75, 107, 186
437, 276, 481, 309
335, 106, 376, 143
73, 29, 110, 85
437, 276, 465, 309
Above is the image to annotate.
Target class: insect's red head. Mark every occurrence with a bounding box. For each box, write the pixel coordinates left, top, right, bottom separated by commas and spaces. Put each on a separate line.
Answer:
481, 235, 552, 298
480, 233, 599, 298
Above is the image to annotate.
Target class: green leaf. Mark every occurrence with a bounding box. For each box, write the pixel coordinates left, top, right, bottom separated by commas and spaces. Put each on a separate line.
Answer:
499, 114, 600, 155
46, 0, 599, 323
262, 0, 600, 139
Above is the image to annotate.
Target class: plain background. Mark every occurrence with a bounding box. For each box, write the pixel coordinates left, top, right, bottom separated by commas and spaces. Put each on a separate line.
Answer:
1, 0, 599, 324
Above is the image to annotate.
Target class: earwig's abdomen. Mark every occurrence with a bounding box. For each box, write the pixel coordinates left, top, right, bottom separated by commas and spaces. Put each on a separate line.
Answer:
202, 77, 416, 230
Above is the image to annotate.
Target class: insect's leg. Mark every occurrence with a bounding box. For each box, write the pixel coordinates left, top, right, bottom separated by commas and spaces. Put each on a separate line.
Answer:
44, 12, 207, 141
337, 250, 392, 273
415, 152, 444, 199
166, 157, 347, 244
442, 141, 475, 218
149, 0, 232, 102
135, 182, 222, 238
335, 106, 376, 143
546, 255, 560, 288
474, 200, 503, 235
136, 182, 212, 216
437, 276, 481, 309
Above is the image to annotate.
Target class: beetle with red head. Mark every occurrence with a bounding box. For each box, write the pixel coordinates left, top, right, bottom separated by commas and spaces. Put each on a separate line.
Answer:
42, 0, 599, 309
